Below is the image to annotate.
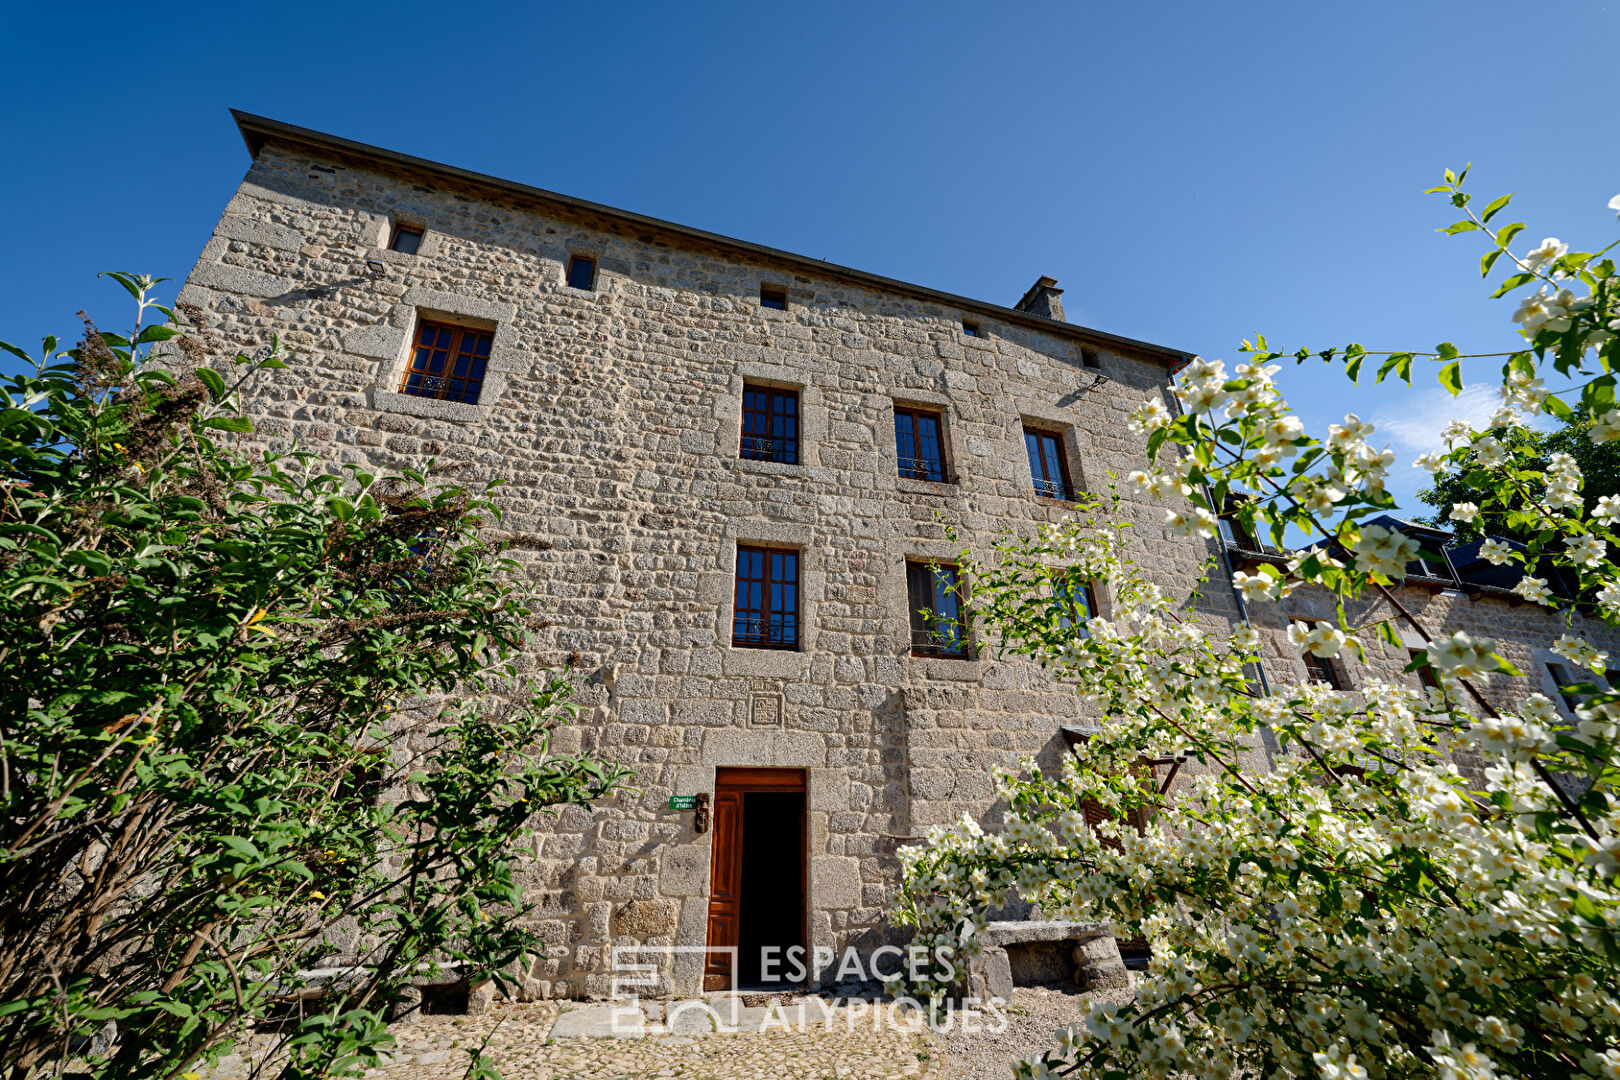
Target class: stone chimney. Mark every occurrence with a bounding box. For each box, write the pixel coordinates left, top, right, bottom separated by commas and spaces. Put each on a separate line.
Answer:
1014, 276, 1066, 322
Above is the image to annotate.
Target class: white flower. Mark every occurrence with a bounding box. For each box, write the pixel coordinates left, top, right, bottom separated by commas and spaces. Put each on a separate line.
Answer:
1413, 451, 1448, 474
1479, 539, 1516, 566
1553, 633, 1609, 673
1129, 398, 1172, 434
1564, 533, 1607, 569
1512, 575, 1555, 605
1442, 419, 1473, 446
1354, 524, 1421, 579
1327, 414, 1374, 452
1610, 193, 1620, 220
1523, 236, 1569, 271
1449, 502, 1479, 524
1592, 409, 1620, 444
1427, 631, 1498, 678
1511, 289, 1569, 333
1260, 414, 1305, 450
1165, 507, 1218, 539
1232, 570, 1276, 603
1596, 495, 1620, 524
1472, 436, 1508, 467
1289, 621, 1348, 658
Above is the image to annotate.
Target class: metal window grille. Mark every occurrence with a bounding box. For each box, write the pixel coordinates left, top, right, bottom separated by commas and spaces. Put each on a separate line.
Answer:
399, 320, 493, 405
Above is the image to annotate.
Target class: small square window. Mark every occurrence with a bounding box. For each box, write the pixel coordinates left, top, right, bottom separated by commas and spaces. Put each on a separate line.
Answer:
389, 225, 423, 255
1081, 348, 1100, 369
567, 255, 597, 291
962, 320, 980, 337
399, 319, 493, 405
760, 284, 788, 310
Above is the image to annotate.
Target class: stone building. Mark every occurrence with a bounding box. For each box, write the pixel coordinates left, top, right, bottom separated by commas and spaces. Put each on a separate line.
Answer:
172, 112, 1610, 1000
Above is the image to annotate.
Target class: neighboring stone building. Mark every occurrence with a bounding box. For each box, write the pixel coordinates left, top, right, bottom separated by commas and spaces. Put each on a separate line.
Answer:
172, 111, 1610, 1001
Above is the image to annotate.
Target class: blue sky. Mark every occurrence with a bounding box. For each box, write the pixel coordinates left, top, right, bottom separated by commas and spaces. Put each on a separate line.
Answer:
3, 0, 1617, 513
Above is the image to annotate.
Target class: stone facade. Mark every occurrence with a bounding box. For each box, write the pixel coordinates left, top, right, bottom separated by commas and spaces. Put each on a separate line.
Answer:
172, 113, 1612, 1001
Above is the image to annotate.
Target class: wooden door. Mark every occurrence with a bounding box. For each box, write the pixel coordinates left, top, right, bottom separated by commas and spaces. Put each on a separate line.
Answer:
704, 768, 806, 991
703, 789, 744, 990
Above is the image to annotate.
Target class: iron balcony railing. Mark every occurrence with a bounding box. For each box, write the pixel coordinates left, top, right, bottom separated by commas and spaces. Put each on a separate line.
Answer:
732, 616, 798, 650
897, 456, 951, 483
911, 628, 971, 659
1032, 477, 1072, 501
740, 435, 798, 465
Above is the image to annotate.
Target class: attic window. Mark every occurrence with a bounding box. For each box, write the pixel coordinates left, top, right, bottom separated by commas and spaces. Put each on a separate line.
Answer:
389, 225, 423, 255
1081, 348, 1100, 369
962, 320, 980, 337
760, 284, 788, 311
567, 255, 597, 291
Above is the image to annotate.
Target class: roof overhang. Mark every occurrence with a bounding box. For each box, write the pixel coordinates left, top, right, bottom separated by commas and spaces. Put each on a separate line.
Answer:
229, 110, 1196, 369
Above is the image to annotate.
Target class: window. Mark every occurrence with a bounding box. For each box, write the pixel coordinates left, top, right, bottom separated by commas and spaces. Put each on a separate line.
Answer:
760, 284, 788, 311
733, 547, 799, 649
1024, 427, 1073, 501
908, 561, 969, 658
389, 224, 423, 254
1546, 662, 1585, 710
893, 406, 948, 483
1081, 348, 1100, 369
1056, 577, 1099, 637
740, 385, 799, 464
962, 320, 980, 337
1295, 622, 1348, 690
567, 255, 596, 291
399, 319, 493, 405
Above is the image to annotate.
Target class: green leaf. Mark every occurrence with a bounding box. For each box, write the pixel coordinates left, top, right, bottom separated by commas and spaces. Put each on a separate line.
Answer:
0, 339, 29, 363
135, 325, 179, 344
1491, 272, 1535, 299
97, 271, 145, 302
201, 415, 253, 433
1480, 249, 1503, 278
1491, 654, 1525, 677
1544, 394, 1573, 420
1481, 193, 1513, 223
1440, 221, 1478, 235
1374, 353, 1415, 386
1496, 222, 1525, 248
1437, 361, 1463, 396
1436, 342, 1459, 361
196, 368, 227, 399
1345, 353, 1364, 384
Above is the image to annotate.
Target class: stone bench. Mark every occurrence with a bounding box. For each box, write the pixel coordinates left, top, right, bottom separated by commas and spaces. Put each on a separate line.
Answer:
961, 921, 1130, 1003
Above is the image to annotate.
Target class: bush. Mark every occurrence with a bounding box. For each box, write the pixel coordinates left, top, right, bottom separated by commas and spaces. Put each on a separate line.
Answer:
0, 275, 629, 1079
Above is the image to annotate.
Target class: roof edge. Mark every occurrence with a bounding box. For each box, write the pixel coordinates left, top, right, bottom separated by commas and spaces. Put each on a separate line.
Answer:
228, 110, 1195, 367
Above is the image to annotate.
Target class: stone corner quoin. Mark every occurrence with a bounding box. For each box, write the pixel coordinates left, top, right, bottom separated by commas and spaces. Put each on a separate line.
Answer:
168, 111, 1614, 1002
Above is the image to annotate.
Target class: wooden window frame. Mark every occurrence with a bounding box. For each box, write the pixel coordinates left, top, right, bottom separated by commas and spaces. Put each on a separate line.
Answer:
907, 561, 970, 659
398, 318, 493, 405
1546, 661, 1585, 711
1023, 426, 1075, 502
389, 224, 424, 254
567, 254, 597, 291
759, 284, 788, 311
733, 545, 800, 650
893, 405, 949, 483
740, 384, 800, 464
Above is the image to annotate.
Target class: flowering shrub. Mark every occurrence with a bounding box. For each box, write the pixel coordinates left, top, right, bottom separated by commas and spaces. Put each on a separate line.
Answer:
893, 177, 1620, 1079
0, 277, 629, 1079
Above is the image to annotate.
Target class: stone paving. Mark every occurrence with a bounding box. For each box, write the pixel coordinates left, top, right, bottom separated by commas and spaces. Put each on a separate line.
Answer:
206, 995, 938, 1079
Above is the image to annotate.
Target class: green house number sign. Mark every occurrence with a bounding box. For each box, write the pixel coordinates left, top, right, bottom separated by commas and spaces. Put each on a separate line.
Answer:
668, 795, 698, 811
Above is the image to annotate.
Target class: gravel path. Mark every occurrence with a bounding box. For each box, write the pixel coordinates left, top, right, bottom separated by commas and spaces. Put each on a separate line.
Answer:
923, 984, 1136, 1080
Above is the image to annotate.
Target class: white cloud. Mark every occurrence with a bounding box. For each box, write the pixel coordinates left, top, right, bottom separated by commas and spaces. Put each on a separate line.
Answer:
1371, 383, 1504, 455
